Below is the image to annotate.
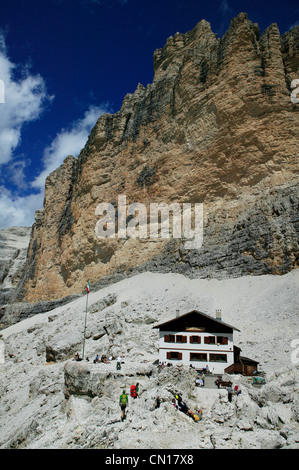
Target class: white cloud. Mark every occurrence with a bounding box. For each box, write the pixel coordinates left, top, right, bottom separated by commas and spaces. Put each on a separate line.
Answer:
0, 37, 52, 165
1, 157, 28, 189
0, 35, 108, 230
31, 104, 108, 190
0, 186, 43, 229
0, 104, 107, 229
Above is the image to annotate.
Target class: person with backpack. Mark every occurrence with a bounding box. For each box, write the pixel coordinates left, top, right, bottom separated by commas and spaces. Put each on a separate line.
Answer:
119, 390, 128, 421
116, 355, 122, 370
177, 396, 189, 414
130, 382, 139, 399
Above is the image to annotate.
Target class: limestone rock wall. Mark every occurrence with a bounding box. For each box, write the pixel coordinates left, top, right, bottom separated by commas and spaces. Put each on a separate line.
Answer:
0, 227, 31, 306
16, 13, 299, 302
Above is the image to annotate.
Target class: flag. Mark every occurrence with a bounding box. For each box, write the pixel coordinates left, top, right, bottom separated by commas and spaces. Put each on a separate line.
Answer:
87, 281, 90, 294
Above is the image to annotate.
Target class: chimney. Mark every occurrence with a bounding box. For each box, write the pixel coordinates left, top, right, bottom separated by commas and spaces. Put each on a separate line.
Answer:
216, 309, 222, 321
176, 309, 180, 318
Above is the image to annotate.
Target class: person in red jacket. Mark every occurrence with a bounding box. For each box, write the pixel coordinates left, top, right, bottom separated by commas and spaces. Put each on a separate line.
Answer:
130, 382, 139, 398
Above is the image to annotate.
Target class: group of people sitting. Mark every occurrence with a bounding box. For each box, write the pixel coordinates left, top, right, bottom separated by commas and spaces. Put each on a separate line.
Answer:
172, 394, 202, 422
159, 361, 173, 367
93, 353, 111, 364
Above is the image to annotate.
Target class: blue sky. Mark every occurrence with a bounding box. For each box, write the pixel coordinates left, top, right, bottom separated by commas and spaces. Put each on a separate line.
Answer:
0, 0, 298, 229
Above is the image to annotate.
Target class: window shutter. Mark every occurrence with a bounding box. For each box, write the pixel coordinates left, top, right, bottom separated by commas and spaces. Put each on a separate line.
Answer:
166, 352, 171, 360
223, 337, 228, 345
182, 336, 187, 343
190, 336, 193, 343
204, 337, 210, 344
164, 335, 170, 342
178, 352, 182, 360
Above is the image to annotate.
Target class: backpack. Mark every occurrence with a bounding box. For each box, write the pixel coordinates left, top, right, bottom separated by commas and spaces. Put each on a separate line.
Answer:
120, 394, 127, 406
130, 385, 136, 398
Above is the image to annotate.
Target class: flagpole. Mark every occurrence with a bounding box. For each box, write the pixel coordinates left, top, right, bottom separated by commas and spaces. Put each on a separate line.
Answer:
82, 281, 89, 360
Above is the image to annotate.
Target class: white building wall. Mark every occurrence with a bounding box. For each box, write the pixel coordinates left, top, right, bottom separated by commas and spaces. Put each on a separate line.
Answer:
159, 330, 234, 374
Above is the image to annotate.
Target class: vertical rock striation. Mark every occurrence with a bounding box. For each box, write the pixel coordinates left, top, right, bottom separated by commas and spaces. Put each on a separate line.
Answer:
0, 227, 31, 306
15, 13, 299, 302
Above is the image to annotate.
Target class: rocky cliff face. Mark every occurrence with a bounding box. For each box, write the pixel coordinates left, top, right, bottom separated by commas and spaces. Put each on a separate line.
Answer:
0, 227, 82, 329
15, 13, 299, 303
0, 227, 31, 306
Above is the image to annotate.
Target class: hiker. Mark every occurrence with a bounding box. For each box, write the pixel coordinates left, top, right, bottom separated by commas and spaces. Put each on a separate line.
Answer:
172, 398, 178, 409
215, 376, 222, 389
177, 395, 197, 419
130, 384, 137, 399
119, 389, 128, 421
195, 407, 203, 421
186, 404, 202, 421
192, 407, 203, 422
93, 354, 99, 363
130, 382, 139, 398
227, 383, 233, 402
116, 355, 122, 370
177, 396, 189, 414
74, 352, 82, 361
179, 401, 196, 420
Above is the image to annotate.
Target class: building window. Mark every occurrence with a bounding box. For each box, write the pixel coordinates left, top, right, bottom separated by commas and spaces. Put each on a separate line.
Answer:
190, 353, 207, 362
190, 336, 201, 344
167, 351, 182, 360
209, 354, 227, 363
216, 336, 228, 345
164, 335, 175, 343
176, 335, 187, 343
204, 336, 215, 344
